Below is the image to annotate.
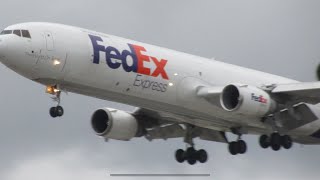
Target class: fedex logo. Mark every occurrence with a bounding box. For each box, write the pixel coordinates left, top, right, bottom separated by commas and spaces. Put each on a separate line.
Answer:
89, 35, 169, 80
251, 93, 268, 104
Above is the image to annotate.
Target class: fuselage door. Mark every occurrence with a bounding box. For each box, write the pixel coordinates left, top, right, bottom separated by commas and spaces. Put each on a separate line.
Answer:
45, 31, 54, 51
33, 31, 67, 80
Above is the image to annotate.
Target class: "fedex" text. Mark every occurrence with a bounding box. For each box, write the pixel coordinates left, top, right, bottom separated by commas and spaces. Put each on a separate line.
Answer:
89, 35, 169, 80
251, 93, 268, 104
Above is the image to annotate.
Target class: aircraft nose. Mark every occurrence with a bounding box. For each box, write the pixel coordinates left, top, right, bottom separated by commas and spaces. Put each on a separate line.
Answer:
0, 38, 7, 61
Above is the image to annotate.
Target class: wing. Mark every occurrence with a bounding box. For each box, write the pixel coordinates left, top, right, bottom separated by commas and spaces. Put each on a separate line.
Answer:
271, 82, 320, 104
196, 82, 320, 132
197, 81, 320, 105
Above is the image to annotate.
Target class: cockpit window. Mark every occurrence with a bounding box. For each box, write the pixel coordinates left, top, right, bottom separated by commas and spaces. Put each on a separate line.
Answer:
13, 30, 21, 37
0, 29, 31, 39
0, 30, 12, 34
21, 30, 31, 38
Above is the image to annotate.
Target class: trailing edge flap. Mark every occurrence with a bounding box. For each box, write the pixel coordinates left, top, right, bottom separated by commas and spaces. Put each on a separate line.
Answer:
145, 124, 227, 143
133, 108, 227, 143
277, 103, 318, 131
272, 82, 320, 104
196, 128, 227, 143
145, 124, 185, 140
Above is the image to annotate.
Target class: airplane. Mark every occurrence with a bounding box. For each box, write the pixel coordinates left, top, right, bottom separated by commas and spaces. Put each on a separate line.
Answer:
1, 22, 320, 165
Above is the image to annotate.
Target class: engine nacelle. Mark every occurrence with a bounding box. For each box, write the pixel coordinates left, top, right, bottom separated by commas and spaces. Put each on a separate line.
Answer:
220, 84, 276, 117
91, 108, 140, 141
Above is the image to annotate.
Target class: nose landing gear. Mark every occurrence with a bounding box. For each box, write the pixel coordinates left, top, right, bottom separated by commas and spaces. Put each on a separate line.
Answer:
46, 85, 64, 118
49, 105, 64, 118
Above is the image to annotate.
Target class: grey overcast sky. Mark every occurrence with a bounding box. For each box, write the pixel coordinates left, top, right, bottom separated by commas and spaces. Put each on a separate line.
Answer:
1, 0, 320, 180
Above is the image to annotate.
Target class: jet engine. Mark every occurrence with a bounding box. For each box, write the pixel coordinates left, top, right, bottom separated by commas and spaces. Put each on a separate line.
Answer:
91, 108, 142, 141
220, 84, 276, 117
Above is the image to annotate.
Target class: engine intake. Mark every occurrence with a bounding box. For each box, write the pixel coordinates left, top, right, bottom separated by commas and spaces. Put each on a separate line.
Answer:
91, 108, 140, 141
220, 84, 276, 117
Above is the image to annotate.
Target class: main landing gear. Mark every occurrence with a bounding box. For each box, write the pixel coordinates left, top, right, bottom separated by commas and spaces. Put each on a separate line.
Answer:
228, 128, 247, 155
174, 125, 208, 165
259, 133, 293, 151
228, 139, 247, 155
46, 85, 64, 118
175, 147, 208, 165
259, 116, 293, 151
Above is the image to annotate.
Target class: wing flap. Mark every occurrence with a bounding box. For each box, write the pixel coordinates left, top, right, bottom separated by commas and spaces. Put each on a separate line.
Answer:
145, 124, 185, 140
276, 103, 318, 131
133, 108, 227, 143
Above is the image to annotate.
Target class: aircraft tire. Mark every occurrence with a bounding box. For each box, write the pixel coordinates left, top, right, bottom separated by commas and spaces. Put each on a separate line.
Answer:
197, 149, 208, 163
271, 143, 281, 151
49, 107, 57, 118
271, 133, 281, 145
186, 147, 197, 165
238, 140, 247, 154
228, 141, 238, 155
259, 135, 270, 149
270, 133, 281, 151
281, 135, 293, 149
56, 106, 64, 117
175, 149, 185, 163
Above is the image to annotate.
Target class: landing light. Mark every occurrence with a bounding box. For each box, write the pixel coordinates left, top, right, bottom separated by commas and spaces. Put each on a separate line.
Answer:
46, 86, 60, 95
53, 59, 61, 65
169, 82, 174, 87
46, 86, 54, 94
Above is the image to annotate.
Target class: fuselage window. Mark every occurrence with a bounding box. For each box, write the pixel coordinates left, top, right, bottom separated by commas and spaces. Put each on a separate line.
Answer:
21, 30, 31, 38
0, 30, 12, 35
13, 30, 21, 37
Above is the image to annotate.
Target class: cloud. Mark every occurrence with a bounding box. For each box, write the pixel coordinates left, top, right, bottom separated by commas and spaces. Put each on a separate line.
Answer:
3, 139, 320, 180
3, 149, 106, 180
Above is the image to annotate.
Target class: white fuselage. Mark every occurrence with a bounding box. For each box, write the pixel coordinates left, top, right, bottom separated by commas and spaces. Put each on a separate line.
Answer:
1, 22, 320, 142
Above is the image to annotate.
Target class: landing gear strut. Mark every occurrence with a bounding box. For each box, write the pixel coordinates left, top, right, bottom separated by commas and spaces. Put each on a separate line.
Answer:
46, 85, 64, 118
174, 125, 208, 165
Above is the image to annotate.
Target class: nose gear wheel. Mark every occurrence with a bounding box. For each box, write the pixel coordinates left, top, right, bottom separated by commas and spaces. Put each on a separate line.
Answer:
46, 85, 65, 118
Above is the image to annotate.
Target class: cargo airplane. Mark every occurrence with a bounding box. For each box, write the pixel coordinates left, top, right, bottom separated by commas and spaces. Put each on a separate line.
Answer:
1, 22, 320, 165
